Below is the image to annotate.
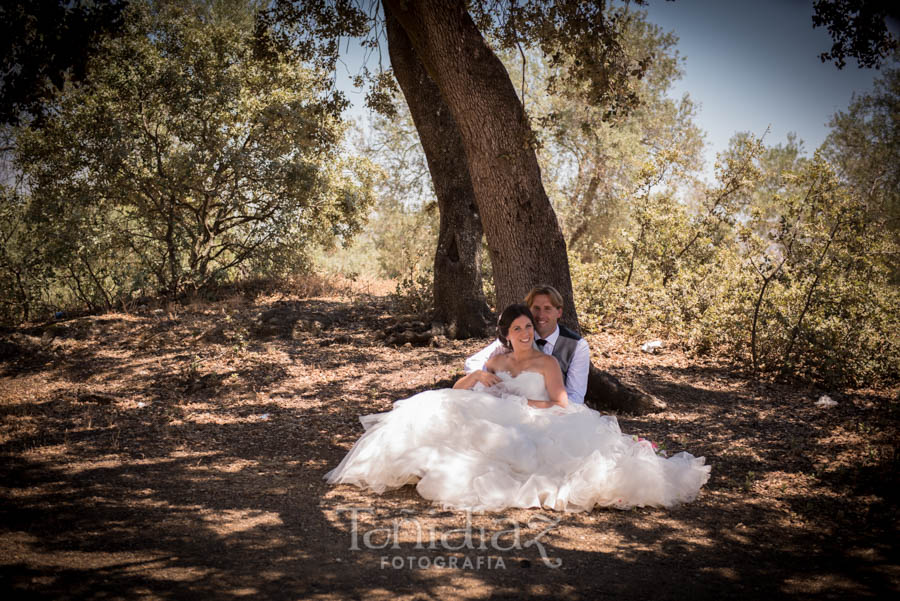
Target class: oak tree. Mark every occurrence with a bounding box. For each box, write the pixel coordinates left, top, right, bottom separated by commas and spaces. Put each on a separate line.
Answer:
10, 0, 372, 307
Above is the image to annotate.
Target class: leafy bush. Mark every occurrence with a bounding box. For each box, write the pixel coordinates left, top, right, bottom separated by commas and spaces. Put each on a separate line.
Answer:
394, 261, 434, 317
1, 0, 373, 323
572, 137, 900, 387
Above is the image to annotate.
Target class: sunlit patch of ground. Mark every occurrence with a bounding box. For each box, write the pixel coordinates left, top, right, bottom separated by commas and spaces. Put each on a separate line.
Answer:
1, 286, 896, 600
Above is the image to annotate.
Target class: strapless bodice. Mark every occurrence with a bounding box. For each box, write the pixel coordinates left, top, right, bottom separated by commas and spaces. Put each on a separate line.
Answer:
493, 370, 550, 401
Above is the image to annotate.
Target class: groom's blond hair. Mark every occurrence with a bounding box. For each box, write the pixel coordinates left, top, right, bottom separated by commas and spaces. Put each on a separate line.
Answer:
525, 286, 564, 309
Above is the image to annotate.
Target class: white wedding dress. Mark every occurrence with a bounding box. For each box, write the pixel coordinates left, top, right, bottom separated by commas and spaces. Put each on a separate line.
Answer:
325, 371, 710, 512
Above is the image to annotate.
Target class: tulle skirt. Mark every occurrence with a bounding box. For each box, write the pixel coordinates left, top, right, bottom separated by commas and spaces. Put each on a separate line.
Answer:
325, 388, 710, 512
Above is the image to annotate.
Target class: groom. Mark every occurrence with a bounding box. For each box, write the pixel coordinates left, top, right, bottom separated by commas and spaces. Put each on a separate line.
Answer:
463, 285, 591, 404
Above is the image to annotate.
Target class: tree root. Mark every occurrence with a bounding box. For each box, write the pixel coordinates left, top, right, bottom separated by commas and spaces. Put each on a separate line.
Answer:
585, 364, 667, 415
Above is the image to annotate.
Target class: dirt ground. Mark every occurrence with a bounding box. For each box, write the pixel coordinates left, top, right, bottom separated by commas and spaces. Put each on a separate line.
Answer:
1, 285, 897, 600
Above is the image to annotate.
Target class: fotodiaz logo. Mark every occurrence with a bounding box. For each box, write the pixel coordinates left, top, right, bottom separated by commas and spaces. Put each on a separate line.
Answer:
337, 507, 562, 570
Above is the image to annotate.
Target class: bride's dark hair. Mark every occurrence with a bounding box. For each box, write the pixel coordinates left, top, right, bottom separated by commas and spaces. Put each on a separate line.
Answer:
497, 304, 535, 350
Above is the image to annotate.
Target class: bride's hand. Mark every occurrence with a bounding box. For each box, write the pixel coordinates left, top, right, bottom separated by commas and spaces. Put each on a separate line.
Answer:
527, 399, 556, 409
453, 370, 501, 390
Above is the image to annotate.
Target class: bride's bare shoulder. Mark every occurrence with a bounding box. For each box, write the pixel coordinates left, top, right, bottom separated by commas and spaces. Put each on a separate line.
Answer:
486, 352, 511, 372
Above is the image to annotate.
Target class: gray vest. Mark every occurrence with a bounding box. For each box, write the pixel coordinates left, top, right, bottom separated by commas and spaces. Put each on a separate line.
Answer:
551, 325, 581, 383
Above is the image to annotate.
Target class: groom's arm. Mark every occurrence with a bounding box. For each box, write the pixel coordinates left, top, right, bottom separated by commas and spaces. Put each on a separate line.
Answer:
464, 339, 506, 373
565, 339, 591, 404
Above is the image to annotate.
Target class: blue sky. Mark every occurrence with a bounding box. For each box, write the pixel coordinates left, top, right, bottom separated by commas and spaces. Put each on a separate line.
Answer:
642, 0, 886, 177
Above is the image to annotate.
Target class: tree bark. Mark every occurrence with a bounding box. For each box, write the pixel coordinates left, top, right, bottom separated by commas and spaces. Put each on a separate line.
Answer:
383, 0, 577, 327
385, 5, 491, 338
585, 365, 667, 414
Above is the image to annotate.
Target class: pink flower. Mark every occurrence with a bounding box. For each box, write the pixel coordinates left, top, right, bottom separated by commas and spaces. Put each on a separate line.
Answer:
632, 434, 665, 456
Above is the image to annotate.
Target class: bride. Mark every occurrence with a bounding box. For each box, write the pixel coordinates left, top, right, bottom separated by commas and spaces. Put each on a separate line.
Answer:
325, 304, 711, 512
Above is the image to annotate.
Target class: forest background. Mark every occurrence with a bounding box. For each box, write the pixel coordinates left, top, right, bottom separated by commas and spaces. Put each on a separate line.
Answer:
1, 0, 898, 391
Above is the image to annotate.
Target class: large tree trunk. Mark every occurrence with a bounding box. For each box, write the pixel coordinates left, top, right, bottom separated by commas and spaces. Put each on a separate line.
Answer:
385, 0, 665, 414
385, 5, 491, 338
383, 0, 577, 327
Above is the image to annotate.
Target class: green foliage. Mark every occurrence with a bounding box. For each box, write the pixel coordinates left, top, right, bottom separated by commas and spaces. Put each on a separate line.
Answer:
266, 1, 657, 122
472, 0, 652, 120
824, 64, 900, 279
738, 153, 899, 384
571, 130, 900, 387
0, 0, 129, 127
394, 260, 434, 317
497, 7, 705, 256
364, 104, 437, 258
342, 103, 440, 313
812, 0, 899, 69
0, 179, 46, 321
2, 0, 373, 322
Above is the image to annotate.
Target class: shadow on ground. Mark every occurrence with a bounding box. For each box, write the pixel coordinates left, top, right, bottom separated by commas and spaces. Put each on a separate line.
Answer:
1, 295, 897, 600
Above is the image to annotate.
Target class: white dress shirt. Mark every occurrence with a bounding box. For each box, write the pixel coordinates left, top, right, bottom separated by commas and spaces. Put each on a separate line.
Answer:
463, 326, 590, 404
